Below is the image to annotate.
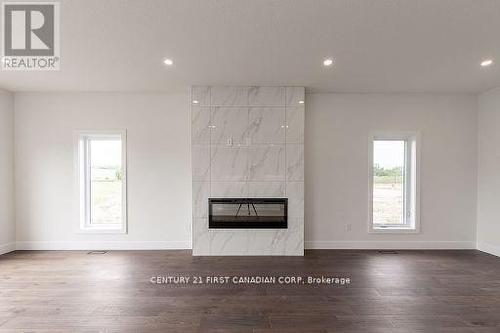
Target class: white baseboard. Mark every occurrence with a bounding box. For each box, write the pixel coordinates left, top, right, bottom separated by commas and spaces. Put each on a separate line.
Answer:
15, 241, 191, 251
0, 242, 16, 255
477, 242, 500, 257
8, 240, 478, 251
305, 240, 476, 250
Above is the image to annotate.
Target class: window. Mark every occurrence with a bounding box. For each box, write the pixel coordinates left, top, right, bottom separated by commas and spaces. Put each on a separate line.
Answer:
76, 131, 127, 233
369, 132, 419, 232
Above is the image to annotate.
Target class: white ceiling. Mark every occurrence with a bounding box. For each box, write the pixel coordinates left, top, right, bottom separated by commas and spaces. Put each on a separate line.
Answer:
1, 0, 499, 93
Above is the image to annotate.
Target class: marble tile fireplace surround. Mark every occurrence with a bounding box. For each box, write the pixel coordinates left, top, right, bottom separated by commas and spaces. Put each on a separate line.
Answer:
191, 86, 305, 256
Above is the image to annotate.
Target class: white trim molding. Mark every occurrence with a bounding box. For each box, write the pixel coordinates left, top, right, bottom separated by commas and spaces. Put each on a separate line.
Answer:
0, 243, 16, 255
3, 241, 483, 252
368, 131, 421, 234
15, 241, 191, 251
477, 242, 500, 257
74, 130, 128, 234
305, 241, 476, 250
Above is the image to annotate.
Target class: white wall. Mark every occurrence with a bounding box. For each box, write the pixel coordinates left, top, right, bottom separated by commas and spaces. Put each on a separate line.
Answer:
0, 89, 15, 254
12, 92, 479, 250
477, 87, 500, 257
305, 93, 478, 249
14, 92, 192, 249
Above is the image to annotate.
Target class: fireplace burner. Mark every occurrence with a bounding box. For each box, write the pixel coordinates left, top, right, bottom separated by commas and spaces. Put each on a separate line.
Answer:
209, 198, 288, 229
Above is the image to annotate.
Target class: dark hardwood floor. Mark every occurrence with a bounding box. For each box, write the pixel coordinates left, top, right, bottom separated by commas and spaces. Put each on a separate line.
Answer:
1, 250, 500, 332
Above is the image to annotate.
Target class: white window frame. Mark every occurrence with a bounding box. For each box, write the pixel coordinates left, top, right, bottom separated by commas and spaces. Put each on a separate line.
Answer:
368, 131, 420, 234
75, 130, 127, 234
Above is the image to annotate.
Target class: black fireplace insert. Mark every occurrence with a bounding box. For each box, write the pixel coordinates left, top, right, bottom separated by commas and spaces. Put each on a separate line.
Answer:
208, 198, 287, 229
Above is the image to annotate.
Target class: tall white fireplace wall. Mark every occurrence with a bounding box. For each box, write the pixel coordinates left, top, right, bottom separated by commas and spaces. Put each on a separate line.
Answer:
191, 86, 305, 255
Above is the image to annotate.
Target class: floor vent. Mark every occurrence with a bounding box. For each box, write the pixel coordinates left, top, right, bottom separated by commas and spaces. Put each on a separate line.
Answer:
378, 250, 398, 254
87, 251, 108, 255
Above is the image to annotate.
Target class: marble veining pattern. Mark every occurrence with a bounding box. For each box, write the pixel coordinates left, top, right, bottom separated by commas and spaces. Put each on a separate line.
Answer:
285, 87, 305, 106
286, 144, 304, 181
286, 182, 304, 218
192, 145, 210, 182
192, 182, 210, 218
191, 106, 210, 144
285, 106, 305, 144
248, 145, 285, 181
191, 86, 304, 256
211, 182, 247, 198
248, 182, 285, 197
211, 87, 249, 106
249, 86, 285, 106
191, 86, 210, 106
210, 145, 248, 182
249, 107, 285, 144
211, 107, 249, 144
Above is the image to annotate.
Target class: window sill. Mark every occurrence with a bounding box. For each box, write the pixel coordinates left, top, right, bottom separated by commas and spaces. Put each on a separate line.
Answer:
79, 226, 127, 234
369, 226, 419, 234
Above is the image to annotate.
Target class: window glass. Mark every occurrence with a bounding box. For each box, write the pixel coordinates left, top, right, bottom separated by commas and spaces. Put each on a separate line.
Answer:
373, 140, 405, 226
90, 139, 123, 224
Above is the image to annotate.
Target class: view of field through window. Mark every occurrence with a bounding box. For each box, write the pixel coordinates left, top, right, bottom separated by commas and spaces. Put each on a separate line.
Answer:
90, 139, 123, 224
373, 140, 405, 225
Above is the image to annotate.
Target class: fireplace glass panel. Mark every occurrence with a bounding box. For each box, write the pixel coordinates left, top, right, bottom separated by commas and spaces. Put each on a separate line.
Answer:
209, 198, 287, 229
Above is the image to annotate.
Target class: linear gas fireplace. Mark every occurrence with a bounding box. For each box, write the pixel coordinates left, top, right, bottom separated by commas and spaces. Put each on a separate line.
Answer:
209, 198, 288, 229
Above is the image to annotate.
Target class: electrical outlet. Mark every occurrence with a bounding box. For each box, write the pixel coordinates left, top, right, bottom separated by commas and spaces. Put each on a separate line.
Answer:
345, 223, 352, 232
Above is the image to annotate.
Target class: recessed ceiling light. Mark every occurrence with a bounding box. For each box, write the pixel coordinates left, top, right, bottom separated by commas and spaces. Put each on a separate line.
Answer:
323, 58, 334, 67
481, 59, 494, 67
163, 58, 173, 66
298, 100, 304, 104
192, 100, 199, 104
